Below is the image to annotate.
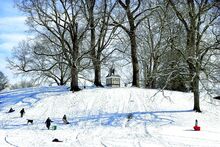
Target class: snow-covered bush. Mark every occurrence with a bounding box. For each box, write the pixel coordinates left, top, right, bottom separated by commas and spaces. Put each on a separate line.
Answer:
0, 71, 8, 91
10, 80, 37, 89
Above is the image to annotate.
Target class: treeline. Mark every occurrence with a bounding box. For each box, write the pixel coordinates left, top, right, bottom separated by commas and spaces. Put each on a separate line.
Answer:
7, 0, 220, 112
0, 71, 8, 91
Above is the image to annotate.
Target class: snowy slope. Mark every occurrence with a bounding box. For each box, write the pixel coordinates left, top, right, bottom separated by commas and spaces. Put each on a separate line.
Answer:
0, 86, 220, 147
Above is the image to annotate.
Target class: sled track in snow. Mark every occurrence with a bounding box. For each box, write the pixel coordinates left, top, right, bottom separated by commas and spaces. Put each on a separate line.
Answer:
4, 135, 19, 147
100, 141, 108, 147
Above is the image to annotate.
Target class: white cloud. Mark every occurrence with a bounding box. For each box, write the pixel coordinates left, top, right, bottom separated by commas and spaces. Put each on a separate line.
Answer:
0, 16, 29, 52
0, 16, 28, 33
0, 33, 30, 52
0, 16, 26, 23
0, 33, 28, 42
0, 15, 31, 83
0, 42, 14, 53
0, 1, 30, 84
0, 15, 33, 52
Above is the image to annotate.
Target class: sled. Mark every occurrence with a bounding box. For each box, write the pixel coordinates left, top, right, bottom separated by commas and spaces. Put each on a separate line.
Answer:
51, 125, 57, 130
193, 126, 200, 131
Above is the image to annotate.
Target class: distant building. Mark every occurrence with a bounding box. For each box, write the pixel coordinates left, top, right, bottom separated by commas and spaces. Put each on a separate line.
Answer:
106, 64, 120, 87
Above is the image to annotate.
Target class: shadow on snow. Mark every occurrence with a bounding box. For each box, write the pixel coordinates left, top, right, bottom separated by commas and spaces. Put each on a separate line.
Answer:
1, 109, 193, 130
0, 86, 68, 110
67, 109, 193, 127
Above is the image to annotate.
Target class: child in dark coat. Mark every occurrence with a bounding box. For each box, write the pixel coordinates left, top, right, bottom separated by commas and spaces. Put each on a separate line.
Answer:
20, 108, 25, 117
62, 114, 70, 124
45, 117, 53, 130
8, 108, 15, 113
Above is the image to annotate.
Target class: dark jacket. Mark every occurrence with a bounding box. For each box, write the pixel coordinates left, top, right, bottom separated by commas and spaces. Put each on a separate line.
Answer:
45, 117, 53, 129
62, 115, 69, 124
20, 108, 25, 117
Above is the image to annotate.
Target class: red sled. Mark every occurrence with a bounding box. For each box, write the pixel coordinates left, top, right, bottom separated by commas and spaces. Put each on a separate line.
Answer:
193, 126, 201, 131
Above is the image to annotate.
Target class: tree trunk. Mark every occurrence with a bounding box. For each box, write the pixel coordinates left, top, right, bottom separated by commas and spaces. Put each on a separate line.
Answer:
130, 31, 140, 87
69, 20, 81, 92
87, 0, 103, 87
143, 58, 148, 88
192, 61, 201, 112
192, 74, 201, 112
60, 77, 65, 86
186, 2, 202, 112
70, 64, 80, 91
115, 0, 142, 87
187, 37, 201, 112
94, 62, 103, 87
188, 27, 201, 112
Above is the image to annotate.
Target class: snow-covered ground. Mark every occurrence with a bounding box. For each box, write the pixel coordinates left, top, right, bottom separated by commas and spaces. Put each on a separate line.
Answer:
0, 86, 220, 147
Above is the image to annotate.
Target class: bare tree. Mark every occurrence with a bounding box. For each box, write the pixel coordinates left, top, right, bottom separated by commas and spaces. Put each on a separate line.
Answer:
138, 1, 171, 89
7, 39, 71, 86
16, 0, 88, 91
82, 0, 118, 87
167, 0, 220, 112
111, 0, 158, 87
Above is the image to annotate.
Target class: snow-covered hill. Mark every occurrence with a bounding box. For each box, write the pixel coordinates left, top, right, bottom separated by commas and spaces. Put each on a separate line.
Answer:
0, 86, 220, 147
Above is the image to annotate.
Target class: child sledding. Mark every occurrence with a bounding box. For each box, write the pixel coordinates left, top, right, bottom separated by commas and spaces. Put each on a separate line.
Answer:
8, 107, 15, 113
62, 114, 70, 124
44, 115, 70, 130
193, 119, 201, 131
6, 107, 71, 130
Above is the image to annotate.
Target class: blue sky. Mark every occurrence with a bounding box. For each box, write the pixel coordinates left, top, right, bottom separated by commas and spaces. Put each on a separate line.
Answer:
0, 0, 29, 83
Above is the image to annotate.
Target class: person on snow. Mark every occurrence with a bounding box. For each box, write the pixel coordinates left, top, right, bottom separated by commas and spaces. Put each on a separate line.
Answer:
193, 119, 201, 131
52, 138, 63, 142
20, 108, 25, 117
62, 114, 70, 124
45, 117, 53, 130
8, 107, 15, 113
195, 119, 198, 126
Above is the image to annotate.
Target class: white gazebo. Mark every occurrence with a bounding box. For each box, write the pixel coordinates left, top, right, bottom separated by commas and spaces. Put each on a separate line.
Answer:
106, 64, 120, 87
